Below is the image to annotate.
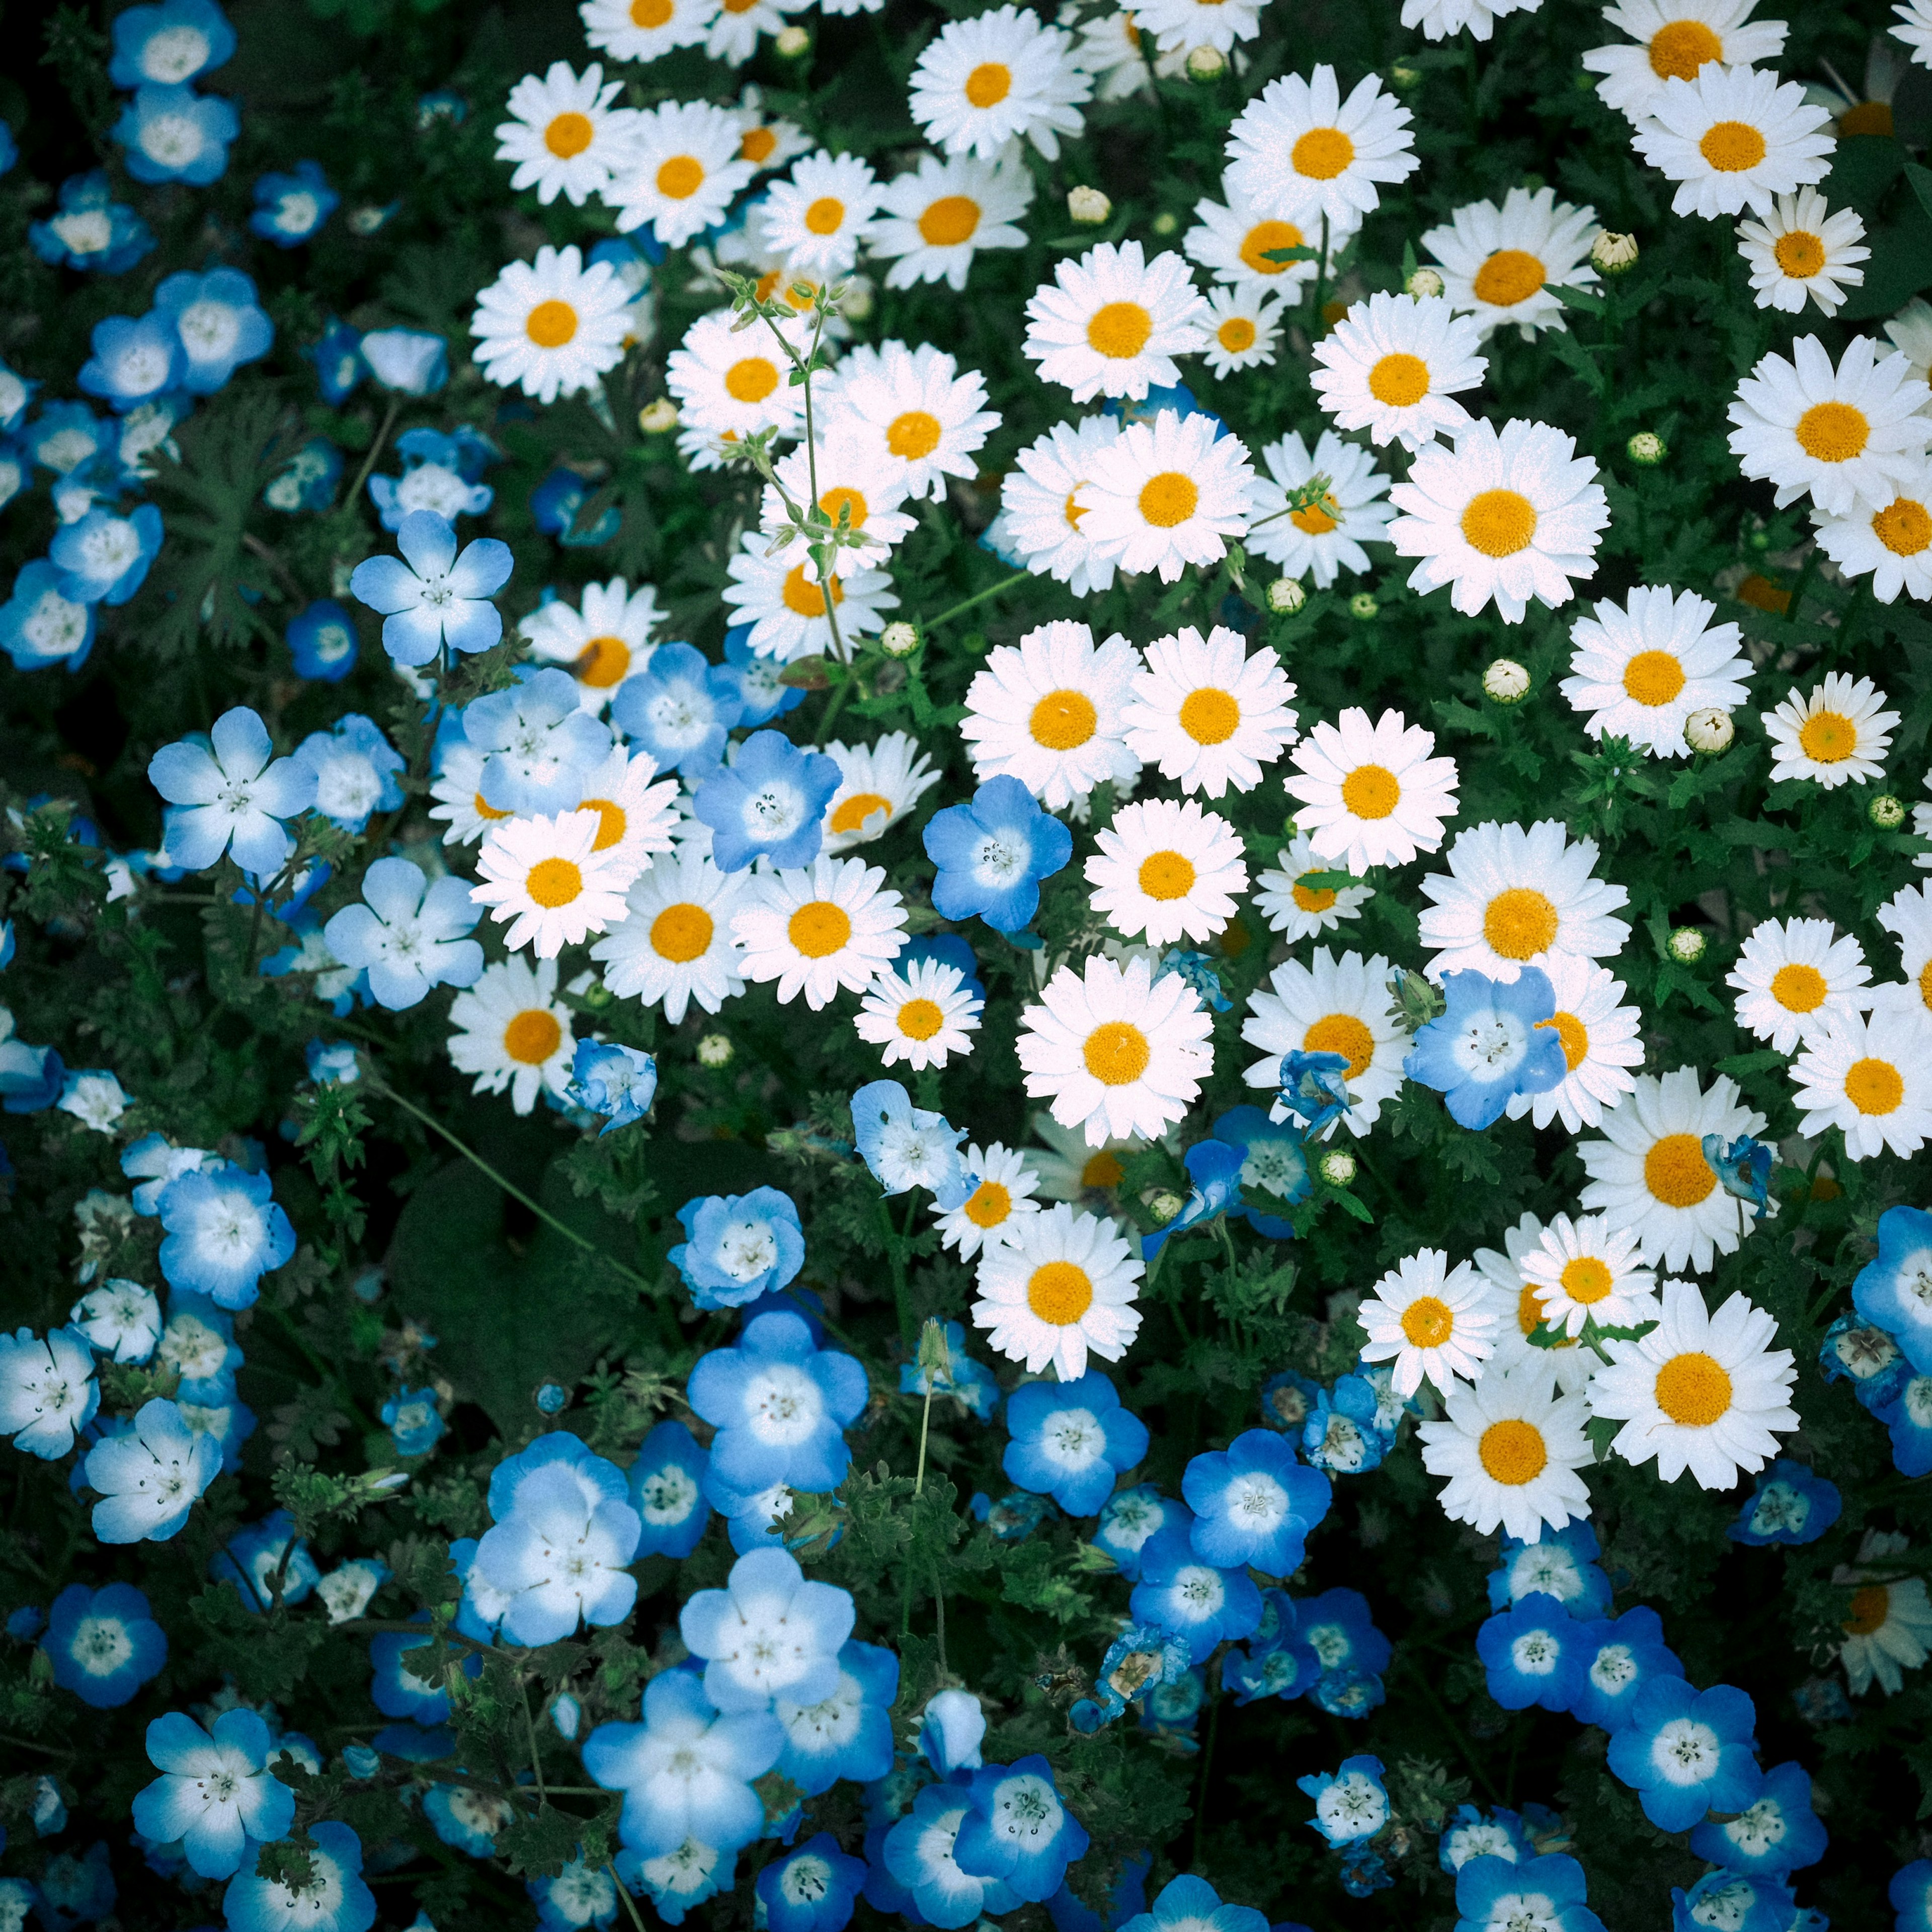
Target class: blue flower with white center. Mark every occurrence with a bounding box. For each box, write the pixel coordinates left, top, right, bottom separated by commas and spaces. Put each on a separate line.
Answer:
1183, 1426, 1330, 1574
305, 320, 365, 403
1477, 1593, 1587, 1713
689, 1311, 868, 1497
57, 1068, 128, 1133
27, 399, 106, 474
694, 730, 842, 873
1704, 1131, 1773, 1212
157, 1165, 294, 1309
350, 510, 514, 666
1225, 1625, 1320, 1705
1689, 1758, 1827, 1876
1090, 1625, 1194, 1729
210, 1509, 321, 1608
1301, 1375, 1390, 1476
954, 1755, 1090, 1903
1315, 1663, 1389, 1719
82, 1396, 219, 1542
1210, 1106, 1310, 1237
1487, 1521, 1613, 1617
35, 1841, 116, 1923
110, 0, 234, 83
370, 1611, 478, 1724
584, 1667, 783, 1859
882, 1781, 1023, 1929
758, 1833, 867, 1932
361, 327, 450, 396
368, 426, 496, 530
0, 1016, 62, 1112
473, 1453, 642, 1646
124, 1136, 209, 1216
148, 705, 317, 875
77, 314, 184, 412
1273, 1049, 1353, 1137
154, 1289, 242, 1399
287, 598, 359, 682
0, 1325, 98, 1458
223, 1819, 375, 1932
1296, 1586, 1392, 1679
380, 1386, 445, 1458
774, 1637, 898, 1795
1405, 968, 1566, 1131
321, 857, 482, 1013
1855, 1204, 1932, 1374
292, 715, 405, 832
570, 1040, 658, 1132
1880, 1374, 1932, 1478
1454, 1853, 1604, 1932
44, 1582, 166, 1709
626, 1418, 711, 1558
529, 1854, 621, 1931
49, 504, 164, 606
460, 667, 611, 813
671, 1188, 806, 1309
1607, 1675, 1759, 1831
1568, 1603, 1684, 1732
919, 1687, 986, 1776
1297, 1753, 1388, 1847
899, 1319, 1001, 1421
250, 160, 338, 247
306, 1038, 359, 1086
720, 627, 806, 726
1143, 1139, 1246, 1261
1729, 1458, 1843, 1547
1818, 1309, 1910, 1413
620, 1838, 734, 1925
114, 82, 238, 184
851, 1079, 972, 1206
0, 559, 96, 672
69, 1279, 160, 1363
424, 1783, 515, 1857
1668, 1870, 1797, 1932
681, 1546, 856, 1713
1120, 1875, 1266, 1932
1438, 1804, 1532, 1874
132, 1708, 296, 1879
1091, 1483, 1179, 1579
1892, 1862, 1932, 1930
260, 435, 342, 515
609, 641, 744, 777
1004, 1371, 1150, 1516
1130, 1522, 1262, 1648
28, 171, 157, 273
923, 775, 1073, 934
154, 268, 272, 392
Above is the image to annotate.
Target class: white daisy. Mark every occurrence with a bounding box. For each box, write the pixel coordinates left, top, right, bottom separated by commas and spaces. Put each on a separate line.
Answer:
1017, 953, 1213, 1147
1813, 463, 1932, 604
448, 956, 577, 1115
1253, 831, 1373, 942
1421, 186, 1599, 340
591, 854, 748, 1024
1899, 0, 1932, 67
1727, 917, 1871, 1053
1074, 409, 1260, 584
960, 619, 1142, 813
1400, 0, 1543, 40
472, 809, 633, 958
1133, 0, 1263, 54
1582, 0, 1788, 122
1876, 882, 1932, 1024
1587, 1279, 1797, 1488
1028, 1111, 1147, 1205
1198, 288, 1284, 376
934, 1142, 1042, 1260
1085, 798, 1249, 947
1791, 1010, 1932, 1159
1183, 185, 1322, 298
869, 151, 1032, 293
908, 5, 1092, 162
1418, 1344, 1594, 1542
470, 246, 632, 405
1727, 335, 1932, 517
1389, 418, 1611, 624
819, 732, 942, 852
720, 532, 899, 664
731, 856, 906, 1011
761, 430, 917, 580
1737, 189, 1868, 317
1633, 65, 1835, 221
1358, 1248, 1511, 1399
1247, 429, 1395, 587
1577, 1068, 1767, 1273
731, 92, 812, 175
521, 577, 667, 710
1559, 585, 1753, 759
972, 1202, 1143, 1380
1762, 672, 1898, 789
580, 0, 718, 63
1071, 9, 1185, 99
1417, 819, 1631, 983
428, 739, 516, 848
1282, 707, 1461, 877
855, 956, 983, 1070
1838, 1531, 1932, 1697
820, 341, 1000, 503
1223, 64, 1417, 233
608, 101, 756, 246
664, 306, 810, 448
1023, 242, 1209, 405
704, 0, 807, 67
494, 62, 633, 208
995, 416, 1125, 598
568, 747, 680, 890
1885, 296, 1932, 385
759, 149, 883, 277
1121, 623, 1298, 799
1518, 1214, 1660, 1339
1240, 946, 1406, 1139
1472, 1213, 1590, 1397
1308, 291, 1486, 453
1502, 952, 1643, 1133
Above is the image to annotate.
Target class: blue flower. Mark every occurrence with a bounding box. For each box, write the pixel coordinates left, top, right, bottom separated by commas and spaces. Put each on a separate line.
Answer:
1703, 1132, 1772, 1211
288, 598, 359, 681
361, 327, 450, 395
68, 1279, 162, 1362
1668, 1871, 1797, 1932
1130, 1522, 1262, 1648
569, 1040, 658, 1132
1144, 1139, 1246, 1261
223, 1820, 375, 1932
627, 1419, 712, 1558
1182, 1426, 1330, 1574
682, 1547, 855, 1712
77, 314, 185, 411
1296, 1753, 1388, 1846
720, 626, 806, 725
424, 1782, 514, 1857
1729, 1458, 1843, 1546
473, 1443, 641, 1646
0, 1325, 98, 1457
460, 666, 611, 813
671, 1188, 806, 1308
694, 730, 842, 872
531, 465, 621, 546
368, 425, 497, 530
1689, 1758, 1827, 1876
305, 320, 366, 404
82, 1396, 219, 1541
154, 269, 272, 390
774, 1638, 897, 1794
1295, 1587, 1392, 1680
919, 1687, 986, 1775
1225, 1622, 1320, 1705
1273, 1050, 1352, 1137
1891, 1862, 1932, 1930
953, 1756, 1090, 1903
148, 706, 316, 874
349, 510, 514, 666
1879, 1374, 1932, 1478
132, 1708, 296, 1878
250, 160, 338, 246
114, 83, 238, 184
1568, 1603, 1684, 1732
1477, 1593, 1587, 1713
33, 1841, 116, 1925
1855, 1204, 1932, 1373
1090, 1484, 1181, 1579
1210, 1106, 1310, 1236
1310, 1664, 1386, 1719
293, 715, 405, 832
882, 1782, 1022, 1929
1487, 1521, 1613, 1617
380, 1386, 445, 1458
109, 0, 234, 84
1004, 1371, 1149, 1515
1301, 1375, 1391, 1475
1120, 1876, 1265, 1932
758, 1834, 867, 1932
1437, 1804, 1532, 1873
1455, 1853, 1604, 1932
620, 1839, 735, 1924
305, 1038, 360, 1087
210, 1509, 320, 1608
688, 1311, 867, 1496
44, 1582, 166, 1709
322, 858, 483, 1013
923, 775, 1073, 933
585, 1668, 783, 1859
974, 1489, 1052, 1541
28, 171, 156, 273
608, 640, 744, 775
1606, 1675, 1759, 1831
157, 1165, 295, 1308
1404, 968, 1566, 1130
49, 504, 164, 605
26, 400, 106, 474
851, 1079, 971, 1205
1818, 1309, 1910, 1412
0, 1021, 63, 1112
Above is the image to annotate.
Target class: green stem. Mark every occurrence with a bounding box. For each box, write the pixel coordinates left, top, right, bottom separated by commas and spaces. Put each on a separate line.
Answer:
347, 394, 403, 511
923, 570, 1031, 634
521, 1679, 548, 1800
1191, 1686, 1222, 1864
812, 670, 854, 749
877, 1195, 912, 1344
915, 1380, 935, 1497
611, 1864, 649, 1932
931, 1560, 948, 1676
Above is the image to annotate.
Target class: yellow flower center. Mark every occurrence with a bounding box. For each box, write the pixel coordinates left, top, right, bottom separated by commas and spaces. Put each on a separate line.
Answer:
1290, 495, 1341, 534
964, 1180, 1012, 1227
1560, 1256, 1615, 1304
804, 196, 845, 235
1239, 218, 1302, 276
1339, 763, 1400, 819
830, 791, 892, 836
1401, 1295, 1453, 1347
1649, 18, 1722, 78
1084, 1021, 1151, 1086
1769, 961, 1827, 1013
1088, 302, 1153, 359
650, 904, 713, 962
1843, 1583, 1890, 1636
1795, 401, 1869, 463
1030, 689, 1097, 749
1538, 1010, 1588, 1070
1622, 650, 1685, 707
919, 195, 981, 246
630, 0, 673, 23
787, 901, 852, 958
1461, 488, 1539, 557
580, 799, 626, 850
887, 410, 943, 460
897, 998, 945, 1040
1644, 1132, 1716, 1208
525, 857, 584, 907
1081, 1150, 1123, 1188
1797, 709, 1857, 763
1292, 126, 1354, 179
1178, 687, 1240, 745
1839, 100, 1893, 139
1292, 876, 1336, 914
725, 356, 779, 403
1919, 959, 1932, 1012
503, 1009, 562, 1065
740, 125, 776, 164
1138, 850, 1196, 900
656, 155, 705, 199
525, 301, 578, 349
1027, 1260, 1093, 1324
545, 112, 594, 158
1845, 1057, 1904, 1115
1304, 1012, 1373, 1080
1774, 229, 1826, 277
1367, 351, 1430, 407
1875, 498, 1932, 556
1654, 1350, 1732, 1427
1478, 1418, 1548, 1485
964, 61, 1011, 107
1139, 471, 1199, 528
574, 635, 631, 688
782, 567, 843, 617
819, 484, 868, 529
1218, 317, 1256, 353
1483, 887, 1559, 961
473, 792, 513, 821
1472, 249, 1545, 308
1517, 1281, 1548, 1336
1699, 120, 1767, 173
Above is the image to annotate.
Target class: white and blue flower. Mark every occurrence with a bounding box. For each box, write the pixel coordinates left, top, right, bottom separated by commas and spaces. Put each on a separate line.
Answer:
148, 706, 317, 875
1129, 1521, 1262, 1648
28, 170, 156, 273
132, 1708, 296, 1879
923, 774, 1073, 934
1568, 1603, 1684, 1732
0, 560, 96, 672
608, 640, 745, 776
287, 598, 359, 681
1182, 1426, 1330, 1574
250, 160, 339, 246
1295, 1753, 1389, 1847
114, 82, 239, 185
322, 857, 485, 1012
1854, 1204, 1932, 1373
0, 1325, 98, 1458
1003, 1371, 1149, 1516
1476, 1592, 1587, 1713
757, 1834, 867, 1932
569, 1039, 658, 1132
77, 314, 185, 411
1454, 1853, 1604, 1932
222, 1819, 376, 1932
1405, 967, 1568, 1131
694, 729, 843, 871
851, 1079, 971, 1205
681, 1546, 856, 1712
1688, 1758, 1827, 1877
460, 666, 611, 812
773, 1638, 898, 1795
108, 0, 235, 85
43, 1582, 167, 1709
627, 1419, 711, 1558
82, 1396, 220, 1541
1606, 1675, 1760, 1832
349, 509, 514, 666
154, 268, 273, 390
157, 1165, 295, 1308
670, 1187, 807, 1308
952, 1755, 1090, 1903
49, 504, 164, 605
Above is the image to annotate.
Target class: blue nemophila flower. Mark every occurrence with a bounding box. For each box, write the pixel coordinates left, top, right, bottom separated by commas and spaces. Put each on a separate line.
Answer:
1225, 1616, 1321, 1705
0, 1012, 62, 1112
148, 706, 317, 874
1144, 1139, 1245, 1261
688, 1311, 867, 1496
44, 1582, 166, 1709
305, 319, 366, 403
851, 1079, 971, 1205
609, 641, 744, 776
1183, 1426, 1330, 1575
1296, 1587, 1393, 1681
323, 858, 484, 1012
1438, 1803, 1532, 1873
27, 398, 107, 473
1004, 1371, 1149, 1515
882, 1781, 1023, 1929
0, 560, 97, 672
224, 1820, 376, 1932
35, 1841, 116, 1923
1090, 1624, 1195, 1731
1818, 1309, 1910, 1413
361, 326, 450, 395
157, 1165, 295, 1308
1302, 1375, 1391, 1475
1880, 1374, 1932, 1478
1855, 1204, 1932, 1373
774, 1637, 897, 1794
1606, 1675, 1759, 1831
69, 1278, 161, 1362
531, 465, 621, 546
1477, 1593, 1587, 1713
49, 504, 164, 605
28, 171, 157, 273
1119, 1876, 1265, 1932
1130, 1521, 1262, 1648
1892, 1862, 1932, 1929
57, 1068, 128, 1133
721, 627, 806, 726
1703, 1131, 1772, 1212
585, 1667, 783, 1859
424, 1782, 512, 1857
155, 269, 273, 391
920, 1687, 987, 1776
1455, 1853, 1605, 1932
211, 1509, 321, 1608
621, 1839, 736, 1926
1689, 1758, 1827, 1876
695, 730, 842, 872
923, 774, 1073, 934
306, 1038, 359, 1087
1405, 968, 1566, 1131
369, 426, 497, 529
1297, 1754, 1388, 1847
1091, 1483, 1180, 1579
954, 1756, 1090, 1902
82, 1396, 219, 1541
251, 160, 338, 246
460, 667, 611, 813
293, 715, 405, 831
474, 1446, 642, 1646
627, 1419, 711, 1558
1667, 1870, 1798, 1932
529, 1856, 623, 1932
77, 314, 185, 411
0, 1325, 98, 1457
115, 82, 239, 184
570, 1040, 658, 1132
672, 1188, 806, 1308
110, 0, 234, 83
1311, 1663, 1387, 1720
132, 1708, 296, 1879
758, 1833, 867, 1932
1273, 1049, 1352, 1137
288, 598, 359, 681
152, 1287, 242, 1401
681, 1546, 855, 1712
1487, 1521, 1613, 1617
380, 1387, 445, 1458
350, 510, 514, 666
1568, 1603, 1684, 1732
263, 437, 343, 513
1729, 1457, 1843, 1546
1210, 1106, 1311, 1237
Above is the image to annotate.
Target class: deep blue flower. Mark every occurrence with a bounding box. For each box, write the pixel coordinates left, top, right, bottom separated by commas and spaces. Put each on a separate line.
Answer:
1295, 1587, 1392, 1679
1667, 1870, 1797, 1932
569, 1040, 658, 1133
1703, 1132, 1772, 1211
305, 321, 366, 404
108, 0, 235, 85
1879, 1373, 1932, 1478
1296, 1756, 1388, 1846
1477, 1593, 1588, 1713
671, 1188, 806, 1308
1688, 1759, 1827, 1876
954, 1756, 1090, 1902
153, 268, 273, 391
287, 598, 359, 681
1487, 1521, 1613, 1617
380, 1387, 445, 1457
758, 1835, 868, 1932
532, 465, 620, 545
1090, 1483, 1181, 1579
28, 171, 156, 273
114, 83, 239, 185
210, 1509, 320, 1609
1144, 1138, 1246, 1260
1568, 1603, 1684, 1732
881, 1782, 1022, 1928
694, 730, 842, 872
1130, 1522, 1261, 1649
250, 160, 339, 246
43, 1582, 166, 1709
223, 1819, 375, 1932
1854, 1204, 1932, 1374
368, 425, 496, 530
1455, 1853, 1604, 1932
1301, 1375, 1391, 1475
627, 1419, 711, 1559
1728, 1458, 1842, 1546
773, 1638, 897, 1794
687, 1311, 867, 1496
1210, 1105, 1310, 1237
924, 775, 1073, 933
1273, 1050, 1352, 1138
1182, 1427, 1329, 1574
1606, 1676, 1759, 1831
1004, 1371, 1149, 1515
157, 1165, 295, 1309
1818, 1308, 1910, 1414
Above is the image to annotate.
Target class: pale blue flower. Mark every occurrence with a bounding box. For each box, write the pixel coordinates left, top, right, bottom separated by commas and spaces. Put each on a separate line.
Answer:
0, 1326, 99, 1458
250, 160, 338, 246
77, 314, 184, 411
681, 1547, 855, 1711
108, 0, 234, 85
114, 84, 239, 186
569, 1040, 658, 1133
49, 504, 164, 605
850, 1079, 970, 1206
132, 1708, 296, 1878
148, 707, 316, 874
349, 509, 513, 666
84, 1396, 220, 1541
460, 667, 611, 812
693, 731, 841, 872
154, 268, 272, 390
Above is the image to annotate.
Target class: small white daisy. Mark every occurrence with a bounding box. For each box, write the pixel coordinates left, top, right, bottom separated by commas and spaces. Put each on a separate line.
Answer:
1223, 64, 1417, 233
731, 89, 811, 173
1028, 1111, 1148, 1205
1738, 189, 1868, 317
1633, 65, 1835, 221
731, 855, 907, 1011
1074, 409, 1261, 584
521, 577, 667, 710
1085, 798, 1249, 947
1887, 297, 1932, 386
608, 100, 756, 246
1281, 705, 1460, 877
1899, 0, 1932, 67
934, 1142, 1042, 1260
1183, 184, 1322, 298
1359, 1248, 1511, 1400
1473, 1214, 1591, 1397
1838, 1530, 1932, 1697
471, 809, 633, 958
759, 149, 883, 277
569, 747, 681, 889
1400, 0, 1543, 41
855, 956, 982, 1070
1421, 186, 1599, 340
1247, 429, 1395, 588
908, 5, 1092, 162
720, 532, 899, 664
448, 956, 577, 1114
1812, 462, 1932, 604
1502, 952, 1643, 1133
1309, 291, 1487, 452
1582, 0, 1788, 123
1790, 1010, 1932, 1160
1876, 882, 1932, 1024
1240, 946, 1406, 1138
591, 854, 748, 1024
1559, 584, 1753, 759
428, 739, 517, 848
704, 0, 808, 68
870, 152, 1033, 293
580, 0, 718, 63
819, 732, 943, 852
1023, 242, 1210, 406
821, 341, 1000, 503
495, 62, 634, 207
1253, 830, 1374, 942
1198, 288, 1284, 376
1120, 623, 1298, 799
972, 1201, 1144, 1380
1762, 672, 1898, 790
664, 306, 810, 447
1518, 1214, 1660, 1339
1133, 0, 1264, 53
1727, 917, 1872, 1053
470, 246, 632, 404
995, 416, 1125, 598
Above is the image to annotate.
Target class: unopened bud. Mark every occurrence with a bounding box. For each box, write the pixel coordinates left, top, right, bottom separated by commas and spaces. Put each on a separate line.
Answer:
1405, 266, 1445, 299
1591, 230, 1639, 275
880, 621, 919, 658
1483, 658, 1531, 704
838, 281, 873, 321
1068, 186, 1111, 226
1869, 792, 1906, 830
1151, 209, 1178, 235
1319, 1150, 1356, 1187
774, 23, 810, 54
1390, 62, 1421, 88
1266, 577, 1306, 615
696, 1032, 734, 1067
638, 398, 678, 434
1627, 431, 1666, 466
1185, 44, 1225, 80
1146, 1190, 1185, 1226
1349, 591, 1379, 620
1684, 707, 1734, 755
1667, 927, 1707, 965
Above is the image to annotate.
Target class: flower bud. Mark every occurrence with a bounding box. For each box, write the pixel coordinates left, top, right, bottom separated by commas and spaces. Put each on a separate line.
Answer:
774, 23, 810, 54
1869, 792, 1906, 830
1627, 431, 1666, 466
1186, 44, 1225, 80
1390, 62, 1421, 88
697, 1032, 734, 1067
838, 281, 873, 321
1319, 1149, 1357, 1187
1483, 658, 1531, 704
1667, 927, 1707, 964
1405, 266, 1445, 299
880, 621, 920, 658
1349, 591, 1379, 620
1146, 1190, 1185, 1226
1151, 209, 1179, 235
1684, 707, 1734, 755
1266, 576, 1306, 615
638, 397, 678, 434
1068, 186, 1111, 225
1591, 230, 1639, 274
